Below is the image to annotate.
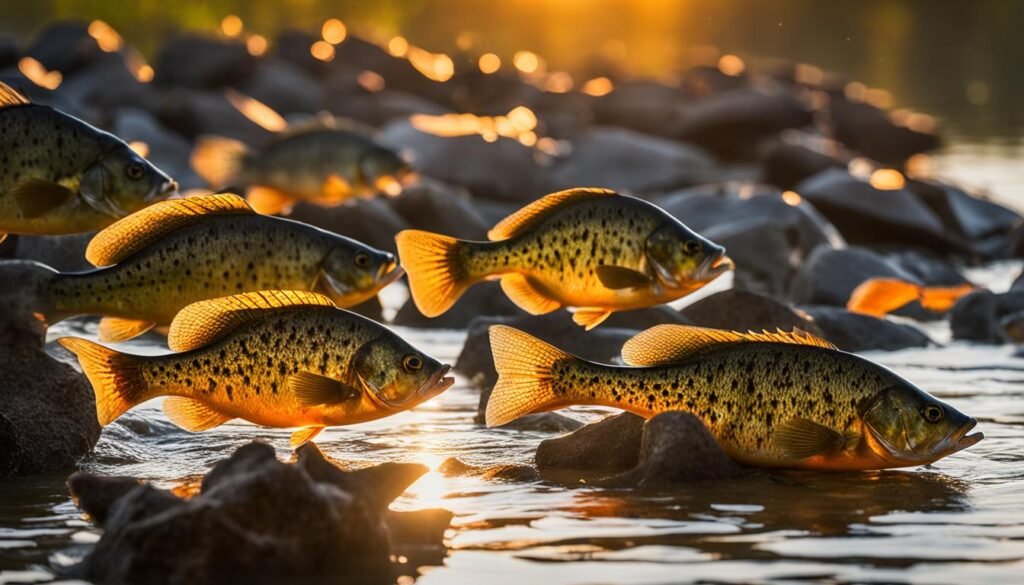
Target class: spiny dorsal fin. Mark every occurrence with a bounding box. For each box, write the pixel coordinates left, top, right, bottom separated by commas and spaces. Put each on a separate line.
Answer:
273, 113, 377, 141
167, 290, 336, 352
621, 324, 836, 367
85, 193, 254, 267
487, 188, 616, 241
0, 82, 30, 107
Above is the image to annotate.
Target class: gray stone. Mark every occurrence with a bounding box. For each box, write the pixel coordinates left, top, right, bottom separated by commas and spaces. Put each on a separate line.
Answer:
536, 413, 646, 473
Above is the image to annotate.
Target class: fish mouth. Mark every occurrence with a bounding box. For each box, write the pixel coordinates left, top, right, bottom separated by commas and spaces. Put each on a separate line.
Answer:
418, 364, 454, 399
377, 259, 405, 288
159, 179, 179, 198
952, 418, 984, 452
696, 250, 734, 282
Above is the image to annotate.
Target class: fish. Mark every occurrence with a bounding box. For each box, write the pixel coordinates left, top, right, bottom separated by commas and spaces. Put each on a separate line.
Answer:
484, 324, 983, 470
847, 277, 975, 317
191, 115, 411, 215
33, 193, 402, 343
59, 290, 454, 446
0, 82, 177, 243
396, 188, 732, 330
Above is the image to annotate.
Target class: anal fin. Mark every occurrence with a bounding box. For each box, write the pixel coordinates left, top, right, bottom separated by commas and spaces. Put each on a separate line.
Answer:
98, 317, 156, 343
572, 308, 613, 330
246, 186, 295, 215
163, 397, 233, 432
290, 426, 324, 447
500, 274, 561, 315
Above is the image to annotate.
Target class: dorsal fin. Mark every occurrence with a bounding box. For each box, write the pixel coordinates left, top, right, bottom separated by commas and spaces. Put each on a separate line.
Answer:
274, 113, 377, 140
0, 82, 30, 107
621, 324, 836, 367
85, 193, 254, 267
487, 188, 616, 241
167, 290, 336, 352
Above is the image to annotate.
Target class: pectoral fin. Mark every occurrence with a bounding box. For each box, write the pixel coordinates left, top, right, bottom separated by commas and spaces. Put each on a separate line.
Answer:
246, 186, 295, 215
9, 178, 76, 218
595, 265, 653, 290
98, 317, 156, 343
774, 418, 858, 460
163, 397, 233, 432
572, 308, 613, 330
287, 371, 361, 405
290, 425, 324, 447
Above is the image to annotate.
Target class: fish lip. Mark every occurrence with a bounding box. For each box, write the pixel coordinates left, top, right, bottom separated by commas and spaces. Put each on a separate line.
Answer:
418, 364, 454, 399
953, 418, 984, 452
378, 261, 405, 287
695, 249, 734, 282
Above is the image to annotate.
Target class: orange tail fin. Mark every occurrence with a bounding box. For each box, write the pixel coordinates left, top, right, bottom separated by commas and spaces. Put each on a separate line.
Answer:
57, 338, 149, 425
394, 230, 474, 318
848, 278, 974, 317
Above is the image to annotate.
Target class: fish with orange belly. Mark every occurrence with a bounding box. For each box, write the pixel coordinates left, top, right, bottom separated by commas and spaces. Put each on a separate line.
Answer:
59, 291, 454, 446
485, 325, 983, 470
396, 188, 733, 329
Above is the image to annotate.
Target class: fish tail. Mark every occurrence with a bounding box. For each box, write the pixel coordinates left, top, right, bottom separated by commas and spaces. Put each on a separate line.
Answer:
846, 278, 923, 317
918, 283, 975, 313
57, 337, 149, 425
395, 229, 475, 317
191, 136, 249, 188
485, 325, 573, 427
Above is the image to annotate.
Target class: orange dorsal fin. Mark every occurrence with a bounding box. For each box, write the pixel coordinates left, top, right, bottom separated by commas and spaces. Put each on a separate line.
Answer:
0, 82, 30, 107
85, 193, 254, 267
621, 324, 837, 367
487, 188, 615, 241
167, 290, 335, 352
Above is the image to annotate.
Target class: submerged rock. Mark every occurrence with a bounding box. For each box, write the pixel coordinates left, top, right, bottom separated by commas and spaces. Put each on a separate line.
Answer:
800, 306, 932, 352
950, 291, 1024, 344
66, 442, 447, 585
536, 413, 646, 473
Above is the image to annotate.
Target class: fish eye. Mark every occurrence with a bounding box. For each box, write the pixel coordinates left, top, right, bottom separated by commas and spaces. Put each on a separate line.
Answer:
354, 252, 371, 268
402, 354, 423, 373
921, 404, 944, 423
125, 163, 145, 180
683, 240, 701, 254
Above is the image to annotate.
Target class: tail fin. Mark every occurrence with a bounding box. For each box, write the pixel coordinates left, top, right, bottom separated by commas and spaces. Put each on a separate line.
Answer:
57, 338, 148, 425
485, 325, 572, 427
395, 229, 474, 317
918, 283, 975, 313
191, 136, 249, 188
847, 278, 974, 317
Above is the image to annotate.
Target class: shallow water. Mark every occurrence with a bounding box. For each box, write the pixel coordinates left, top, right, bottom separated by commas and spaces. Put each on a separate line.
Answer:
3, 263, 1024, 584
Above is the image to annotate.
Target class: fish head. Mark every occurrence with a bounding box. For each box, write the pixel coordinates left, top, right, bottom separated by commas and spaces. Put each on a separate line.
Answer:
352, 334, 454, 412
861, 382, 983, 465
320, 241, 404, 307
360, 145, 412, 196
81, 144, 177, 218
644, 222, 733, 290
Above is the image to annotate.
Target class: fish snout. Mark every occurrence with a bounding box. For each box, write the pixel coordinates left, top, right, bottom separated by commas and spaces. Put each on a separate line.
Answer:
954, 418, 984, 451
377, 256, 405, 287
418, 364, 454, 399
698, 248, 734, 281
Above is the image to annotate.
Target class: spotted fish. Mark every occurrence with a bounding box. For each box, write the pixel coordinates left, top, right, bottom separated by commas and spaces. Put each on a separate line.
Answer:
59, 290, 454, 445
396, 188, 732, 329
485, 325, 983, 470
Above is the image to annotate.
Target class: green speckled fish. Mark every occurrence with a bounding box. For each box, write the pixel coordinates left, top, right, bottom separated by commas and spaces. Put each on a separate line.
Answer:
396, 188, 731, 329
485, 325, 983, 470
0, 82, 176, 242
36, 193, 402, 342
59, 290, 453, 445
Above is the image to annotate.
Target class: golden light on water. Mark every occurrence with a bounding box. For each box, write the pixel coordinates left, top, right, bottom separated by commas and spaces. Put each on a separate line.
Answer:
220, 15, 243, 38
581, 76, 614, 96
123, 50, 154, 83
844, 81, 867, 102
225, 90, 288, 133
794, 63, 824, 86
891, 109, 937, 134
18, 57, 62, 90
407, 46, 455, 82
87, 20, 123, 52
135, 64, 154, 82
128, 141, 149, 158
478, 52, 501, 74
869, 168, 906, 190
864, 87, 894, 109
781, 190, 803, 206
545, 71, 574, 93
322, 18, 347, 45
403, 452, 450, 509
718, 54, 745, 76
357, 70, 386, 92
411, 106, 542, 147
246, 34, 268, 56
513, 50, 540, 73
310, 40, 336, 62
388, 36, 409, 57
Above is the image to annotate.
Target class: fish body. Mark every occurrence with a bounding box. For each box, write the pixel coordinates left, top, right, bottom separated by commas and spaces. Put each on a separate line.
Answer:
0, 83, 176, 240
59, 291, 453, 445
485, 325, 982, 470
191, 119, 409, 214
396, 189, 731, 329
39, 193, 401, 342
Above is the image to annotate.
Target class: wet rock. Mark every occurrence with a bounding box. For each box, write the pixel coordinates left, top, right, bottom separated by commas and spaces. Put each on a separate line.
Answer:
59, 52, 159, 114
66, 441, 442, 584
331, 89, 450, 128
114, 107, 201, 190
679, 289, 823, 336
438, 457, 540, 482
761, 132, 848, 190
274, 30, 331, 77
1000, 311, 1024, 344
674, 88, 814, 161
6, 232, 94, 272
679, 64, 750, 98
0, 36, 19, 69
24, 21, 102, 75
470, 198, 518, 226
237, 58, 326, 116
829, 96, 939, 165
799, 306, 932, 352
950, 291, 1024, 344
288, 198, 407, 254
601, 412, 747, 487
154, 35, 256, 89
387, 179, 490, 240
393, 281, 526, 329
703, 219, 794, 299
796, 168, 969, 255
156, 88, 275, 145
908, 179, 1021, 252
334, 35, 449, 104
588, 80, 688, 138
536, 413, 645, 473
544, 126, 718, 195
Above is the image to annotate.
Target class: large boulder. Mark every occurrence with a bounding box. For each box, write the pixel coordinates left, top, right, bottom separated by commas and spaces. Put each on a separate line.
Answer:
287, 198, 408, 254
154, 35, 257, 89
679, 289, 823, 336
799, 306, 932, 352
24, 21, 103, 75
536, 412, 646, 473
908, 179, 1021, 258
828, 96, 939, 165
950, 291, 1024, 344
237, 58, 325, 117
386, 179, 490, 240
156, 88, 275, 145
66, 442, 446, 584
588, 80, 688, 138
760, 132, 848, 190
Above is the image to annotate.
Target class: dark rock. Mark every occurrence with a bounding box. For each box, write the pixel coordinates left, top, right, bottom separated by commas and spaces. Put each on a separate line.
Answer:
114, 107, 201, 190
796, 168, 969, 255
884, 249, 969, 287
59, 52, 160, 114
25, 21, 102, 75
680, 289, 823, 336
674, 88, 814, 161
274, 30, 332, 77
601, 412, 747, 487
288, 198, 407, 254
334, 35, 451, 105
703, 219, 794, 298
470, 198, 518, 226
0, 36, 19, 69
393, 281, 526, 329
950, 291, 1024, 344
761, 132, 848, 190
345, 295, 385, 323
67, 441, 442, 584
1000, 310, 1024, 344
331, 89, 450, 128
7, 232, 94, 272
437, 457, 540, 482
156, 88, 275, 145
588, 80, 688, 138
791, 246, 943, 307
829, 96, 939, 165
536, 413, 645, 473
387, 179, 490, 240
473, 387, 583, 432
1012, 271, 1024, 293
237, 58, 326, 116
909, 179, 1022, 248
544, 126, 718, 195
679, 64, 750, 98
386, 509, 454, 546
800, 306, 932, 352
155, 35, 256, 89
